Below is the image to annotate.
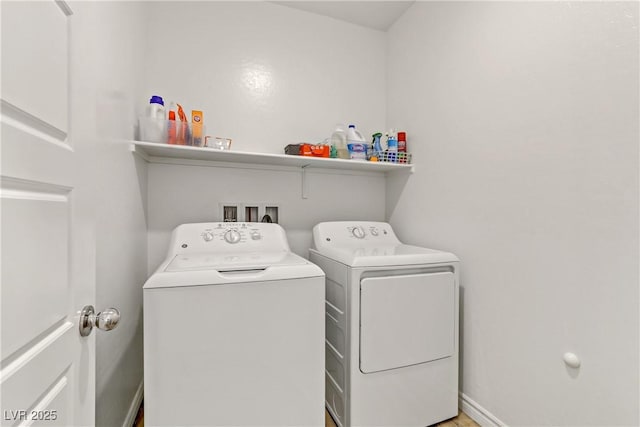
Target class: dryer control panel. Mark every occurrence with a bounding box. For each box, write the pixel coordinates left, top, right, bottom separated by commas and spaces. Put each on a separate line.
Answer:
312, 221, 400, 251
167, 222, 291, 255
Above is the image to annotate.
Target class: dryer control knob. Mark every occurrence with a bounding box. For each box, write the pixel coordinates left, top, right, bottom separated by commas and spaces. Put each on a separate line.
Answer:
352, 226, 366, 239
224, 230, 241, 244
250, 231, 262, 240
202, 232, 214, 242
370, 228, 379, 236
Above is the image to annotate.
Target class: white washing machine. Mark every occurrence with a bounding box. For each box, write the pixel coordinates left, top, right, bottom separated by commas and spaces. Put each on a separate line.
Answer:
309, 221, 459, 427
144, 222, 325, 427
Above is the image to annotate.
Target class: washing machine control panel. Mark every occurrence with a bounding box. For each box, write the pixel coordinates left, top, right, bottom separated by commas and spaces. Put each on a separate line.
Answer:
170, 222, 289, 254
205, 223, 262, 245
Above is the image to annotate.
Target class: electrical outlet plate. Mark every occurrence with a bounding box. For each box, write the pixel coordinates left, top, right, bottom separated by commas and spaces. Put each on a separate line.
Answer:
218, 202, 280, 223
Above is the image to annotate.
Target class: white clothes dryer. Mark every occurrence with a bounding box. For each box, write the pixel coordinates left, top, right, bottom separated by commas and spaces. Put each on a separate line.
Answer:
144, 222, 325, 427
310, 221, 459, 427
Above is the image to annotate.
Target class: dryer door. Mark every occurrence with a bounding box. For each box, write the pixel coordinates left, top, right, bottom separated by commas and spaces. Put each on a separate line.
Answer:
359, 272, 455, 373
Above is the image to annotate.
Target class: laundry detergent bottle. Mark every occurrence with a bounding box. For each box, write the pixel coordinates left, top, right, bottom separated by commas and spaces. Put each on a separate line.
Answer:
331, 124, 349, 159
147, 95, 165, 120
347, 124, 365, 144
347, 124, 367, 161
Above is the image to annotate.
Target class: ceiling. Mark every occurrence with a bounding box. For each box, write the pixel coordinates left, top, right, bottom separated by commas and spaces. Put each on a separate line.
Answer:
272, 1, 415, 31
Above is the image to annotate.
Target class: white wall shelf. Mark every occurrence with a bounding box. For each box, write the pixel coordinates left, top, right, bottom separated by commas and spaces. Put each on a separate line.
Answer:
131, 140, 414, 174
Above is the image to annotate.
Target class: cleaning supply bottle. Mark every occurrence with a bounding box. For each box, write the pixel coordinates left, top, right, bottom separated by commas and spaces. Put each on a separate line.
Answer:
330, 124, 349, 159
372, 132, 383, 152
176, 103, 190, 145
387, 129, 398, 153
398, 131, 407, 152
346, 124, 367, 161
167, 102, 177, 144
142, 95, 166, 143
147, 95, 165, 120
370, 133, 383, 162
347, 124, 365, 144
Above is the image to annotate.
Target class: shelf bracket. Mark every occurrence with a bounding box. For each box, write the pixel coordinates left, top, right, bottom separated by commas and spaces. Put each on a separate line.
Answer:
301, 165, 309, 199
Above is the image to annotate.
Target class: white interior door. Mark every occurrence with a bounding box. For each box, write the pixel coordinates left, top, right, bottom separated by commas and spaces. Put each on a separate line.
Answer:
1, 1, 96, 426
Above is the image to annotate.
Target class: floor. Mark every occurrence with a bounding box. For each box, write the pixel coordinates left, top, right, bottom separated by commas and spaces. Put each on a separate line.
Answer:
434, 411, 479, 427
322, 410, 479, 427
134, 402, 478, 427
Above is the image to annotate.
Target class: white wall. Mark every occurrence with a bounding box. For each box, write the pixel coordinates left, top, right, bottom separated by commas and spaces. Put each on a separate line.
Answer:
386, 2, 639, 425
147, 163, 386, 271
82, 1, 639, 425
141, 1, 386, 153
142, 1, 388, 271
71, 2, 148, 426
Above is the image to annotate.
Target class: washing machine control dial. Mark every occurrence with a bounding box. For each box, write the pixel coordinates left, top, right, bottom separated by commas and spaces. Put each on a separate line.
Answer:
224, 229, 241, 244
250, 231, 262, 240
202, 232, 214, 242
370, 228, 379, 236
352, 226, 366, 239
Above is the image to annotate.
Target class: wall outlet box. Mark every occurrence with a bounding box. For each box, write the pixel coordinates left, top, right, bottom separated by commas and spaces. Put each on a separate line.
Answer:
218, 202, 280, 223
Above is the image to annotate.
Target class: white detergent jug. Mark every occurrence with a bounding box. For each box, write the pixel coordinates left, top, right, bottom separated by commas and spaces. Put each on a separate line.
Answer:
347, 124, 365, 143
331, 124, 349, 159
346, 124, 367, 161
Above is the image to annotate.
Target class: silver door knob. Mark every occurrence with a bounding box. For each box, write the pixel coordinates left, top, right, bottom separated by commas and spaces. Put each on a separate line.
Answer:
79, 305, 120, 337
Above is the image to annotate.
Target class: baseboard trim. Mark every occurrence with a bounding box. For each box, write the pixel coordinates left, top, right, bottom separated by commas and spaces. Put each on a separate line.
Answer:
459, 392, 506, 427
123, 382, 499, 427
123, 380, 144, 427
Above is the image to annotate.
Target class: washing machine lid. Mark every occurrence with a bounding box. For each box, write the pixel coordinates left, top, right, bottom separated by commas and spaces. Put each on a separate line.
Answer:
144, 251, 323, 289
164, 251, 301, 272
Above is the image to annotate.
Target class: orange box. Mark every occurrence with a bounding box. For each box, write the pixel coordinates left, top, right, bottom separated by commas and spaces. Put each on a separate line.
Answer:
191, 110, 203, 146
301, 144, 329, 157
